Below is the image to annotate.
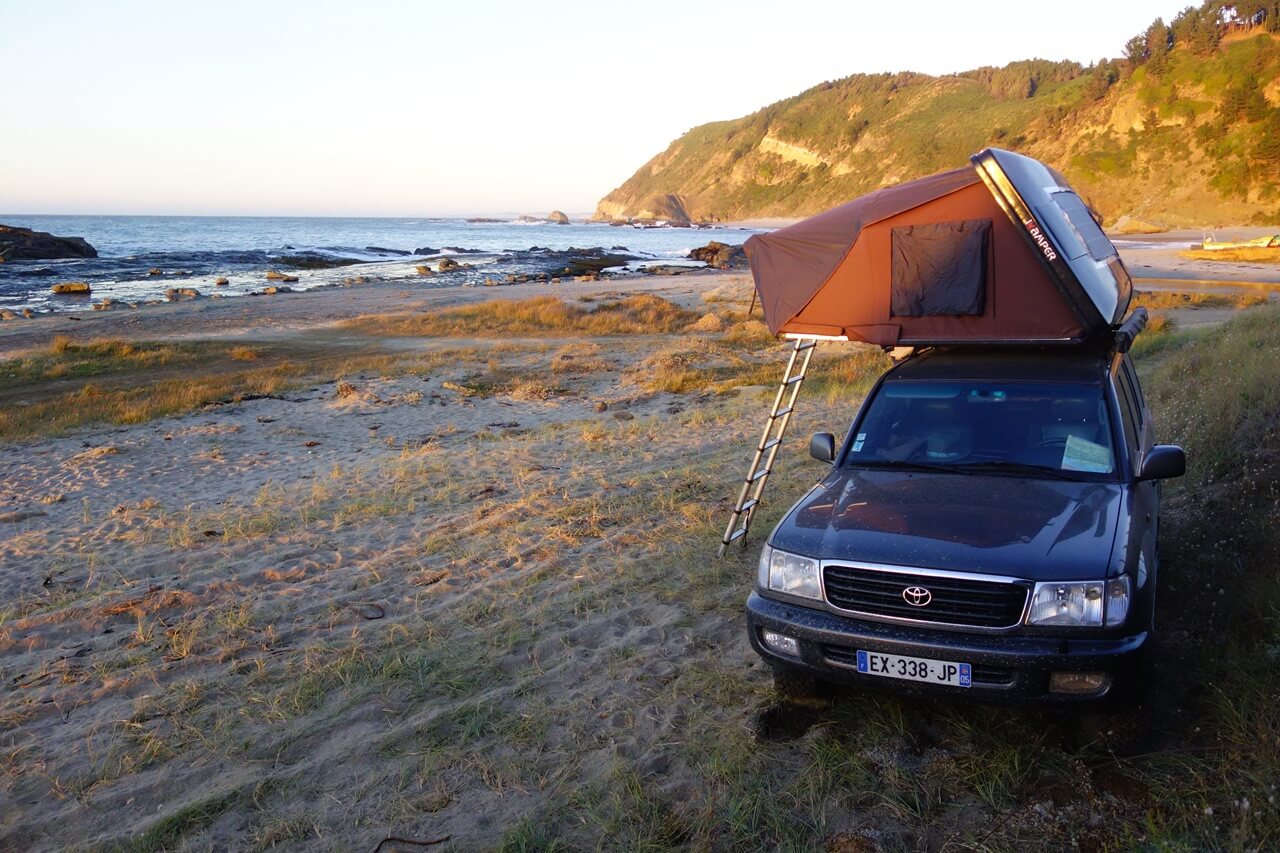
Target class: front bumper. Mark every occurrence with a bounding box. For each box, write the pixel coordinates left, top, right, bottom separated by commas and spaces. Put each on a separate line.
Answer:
747, 591, 1148, 706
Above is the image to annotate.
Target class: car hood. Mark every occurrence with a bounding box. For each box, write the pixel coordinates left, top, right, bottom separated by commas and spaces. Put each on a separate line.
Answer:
769, 468, 1122, 580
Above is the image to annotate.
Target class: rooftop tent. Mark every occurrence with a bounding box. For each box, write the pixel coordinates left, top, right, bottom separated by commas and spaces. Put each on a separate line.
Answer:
743, 148, 1133, 346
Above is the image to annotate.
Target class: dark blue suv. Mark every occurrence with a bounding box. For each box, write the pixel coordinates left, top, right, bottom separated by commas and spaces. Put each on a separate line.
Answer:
746, 344, 1185, 705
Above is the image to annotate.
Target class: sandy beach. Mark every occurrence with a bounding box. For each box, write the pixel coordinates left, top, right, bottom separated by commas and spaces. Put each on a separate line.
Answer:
0, 253, 1276, 850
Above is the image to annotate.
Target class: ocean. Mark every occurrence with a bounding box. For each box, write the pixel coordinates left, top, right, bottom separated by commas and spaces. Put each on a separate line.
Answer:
0, 215, 764, 313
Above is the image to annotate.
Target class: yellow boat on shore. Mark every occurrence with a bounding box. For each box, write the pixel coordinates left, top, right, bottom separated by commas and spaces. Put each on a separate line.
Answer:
1202, 234, 1280, 250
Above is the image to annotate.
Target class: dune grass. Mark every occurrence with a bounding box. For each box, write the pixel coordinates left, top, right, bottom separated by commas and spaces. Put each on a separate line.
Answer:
0, 339, 428, 442
1133, 288, 1270, 311
340, 294, 699, 338
7, 303, 1280, 850
0, 337, 241, 389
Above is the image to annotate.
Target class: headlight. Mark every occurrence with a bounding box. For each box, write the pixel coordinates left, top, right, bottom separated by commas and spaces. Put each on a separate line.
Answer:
758, 545, 822, 601
1026, 577, 1130, 627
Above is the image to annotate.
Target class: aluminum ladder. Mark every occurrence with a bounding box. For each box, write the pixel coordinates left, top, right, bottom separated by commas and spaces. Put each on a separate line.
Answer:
717, 337, 817, 556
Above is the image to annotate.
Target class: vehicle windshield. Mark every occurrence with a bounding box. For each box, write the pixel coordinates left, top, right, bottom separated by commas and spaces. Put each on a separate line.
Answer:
845, 380, 1116, 478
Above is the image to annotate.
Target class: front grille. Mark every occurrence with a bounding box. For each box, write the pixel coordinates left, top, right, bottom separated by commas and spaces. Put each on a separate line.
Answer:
823, 564, 1029, 629
821, 645, 1017, 686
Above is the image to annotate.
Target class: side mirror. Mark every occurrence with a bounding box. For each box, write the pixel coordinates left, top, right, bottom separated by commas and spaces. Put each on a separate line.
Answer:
809, 432, 836, 463
1139, 445, 1185, 480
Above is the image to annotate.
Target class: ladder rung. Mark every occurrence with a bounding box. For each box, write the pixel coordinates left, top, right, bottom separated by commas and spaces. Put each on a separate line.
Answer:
758, 438, 780, 452
772, 406, 793, 419
783, 374, 806, 386
738, 498, 759, 514
747, 468, 770, 483
795, 341, 817, 351
724, 527, 748, 544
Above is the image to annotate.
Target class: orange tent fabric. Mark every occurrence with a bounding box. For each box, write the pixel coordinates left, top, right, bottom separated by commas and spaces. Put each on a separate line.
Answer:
743, 162, 1096, 346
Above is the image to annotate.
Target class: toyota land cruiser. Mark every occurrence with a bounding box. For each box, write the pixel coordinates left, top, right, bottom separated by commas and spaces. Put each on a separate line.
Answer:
746, 343, 1185, 705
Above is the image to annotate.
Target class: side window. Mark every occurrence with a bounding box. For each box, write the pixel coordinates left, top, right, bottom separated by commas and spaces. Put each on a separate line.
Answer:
1120, 356, 1145, 427
1112, 367, 1140, 457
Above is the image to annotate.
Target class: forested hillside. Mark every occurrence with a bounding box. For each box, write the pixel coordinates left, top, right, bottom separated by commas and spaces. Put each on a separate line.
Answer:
597, 3, 1280, 228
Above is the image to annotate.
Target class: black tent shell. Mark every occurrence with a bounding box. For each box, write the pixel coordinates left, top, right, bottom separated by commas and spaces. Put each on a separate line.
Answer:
970, 148, 1133, 328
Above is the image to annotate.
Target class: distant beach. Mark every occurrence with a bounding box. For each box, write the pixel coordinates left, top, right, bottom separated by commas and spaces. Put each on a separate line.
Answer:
0, 215, 763, 315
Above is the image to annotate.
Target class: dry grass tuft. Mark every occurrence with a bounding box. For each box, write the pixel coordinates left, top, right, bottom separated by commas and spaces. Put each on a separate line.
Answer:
341, 294, 698, 338
229, 346, 265, 361
685, 312, 724, 333
722, 318, 776, 347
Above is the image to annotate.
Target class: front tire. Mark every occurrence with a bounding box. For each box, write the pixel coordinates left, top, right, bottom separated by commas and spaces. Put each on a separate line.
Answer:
772, 666, 828, 703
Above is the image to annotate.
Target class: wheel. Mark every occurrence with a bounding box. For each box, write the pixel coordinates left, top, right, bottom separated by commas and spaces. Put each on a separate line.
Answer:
772, 666, 828, 703
1071, 669, 1154, 756
1073, 702, 1152, 757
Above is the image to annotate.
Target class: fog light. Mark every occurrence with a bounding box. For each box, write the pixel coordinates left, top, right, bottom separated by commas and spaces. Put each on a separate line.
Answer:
761, 630, 801, 658
1049, 671, 1111, 695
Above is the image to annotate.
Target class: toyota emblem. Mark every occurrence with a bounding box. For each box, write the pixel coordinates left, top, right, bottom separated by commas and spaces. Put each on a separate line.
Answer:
902, 586, 932, 607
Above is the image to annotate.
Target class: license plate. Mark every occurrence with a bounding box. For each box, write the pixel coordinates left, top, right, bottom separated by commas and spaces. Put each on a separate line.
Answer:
857, 650, 972, 688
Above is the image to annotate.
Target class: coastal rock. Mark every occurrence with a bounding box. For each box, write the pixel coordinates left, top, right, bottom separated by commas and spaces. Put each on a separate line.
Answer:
165, 287, 201, 301
148, 268, 164, 276
265, 270, 289, 280
688, 240, 747, 269
0, 309, 18, 320
437, 257, 461, 272
593, 193, 691, 226
415, 265, 434, 275
93, 299, 117, 312
262, 285, 293, 294
366, 246, 410, 256
274, 254, 360, 269
643, 264, 693, 276
0, 224, 98, 261
51, 281, 92, 294
547, 246, 638, 276
215, 277, 230, 286
413, 247, 439, 256
547, 210, 570, 224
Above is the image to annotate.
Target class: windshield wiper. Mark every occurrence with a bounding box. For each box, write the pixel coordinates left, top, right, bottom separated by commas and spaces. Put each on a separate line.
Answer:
951, 460, 1085, 481
853, 459, 973, 475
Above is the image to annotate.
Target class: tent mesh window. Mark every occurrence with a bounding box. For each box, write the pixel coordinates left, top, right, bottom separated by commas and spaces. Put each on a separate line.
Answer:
890, 218, 990, 317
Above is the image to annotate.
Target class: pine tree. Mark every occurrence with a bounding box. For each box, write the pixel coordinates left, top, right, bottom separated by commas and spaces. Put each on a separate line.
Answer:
1254, 111, 1280, 162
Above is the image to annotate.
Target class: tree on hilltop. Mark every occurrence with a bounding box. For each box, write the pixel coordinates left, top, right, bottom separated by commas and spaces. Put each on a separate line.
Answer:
1145, 19, 1174, 73
1172, 4, 1223, 55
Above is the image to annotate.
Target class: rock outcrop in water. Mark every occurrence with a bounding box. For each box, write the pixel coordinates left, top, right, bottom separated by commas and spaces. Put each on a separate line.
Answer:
0, 225, 98, 261
593, 194, 691, 226
547, 210, 570, 224
51, 282, 92, 294
688, 241, 747, 269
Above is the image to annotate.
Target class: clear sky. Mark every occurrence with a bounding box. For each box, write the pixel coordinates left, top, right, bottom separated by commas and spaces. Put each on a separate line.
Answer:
3, 0, 1185, 217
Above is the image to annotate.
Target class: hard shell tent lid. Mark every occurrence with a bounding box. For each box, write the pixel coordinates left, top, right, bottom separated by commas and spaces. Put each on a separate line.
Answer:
743, 148, 1133, 346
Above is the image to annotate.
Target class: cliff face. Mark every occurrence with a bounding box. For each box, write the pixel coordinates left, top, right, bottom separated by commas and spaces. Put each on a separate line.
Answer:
596, 34, 1280, 227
